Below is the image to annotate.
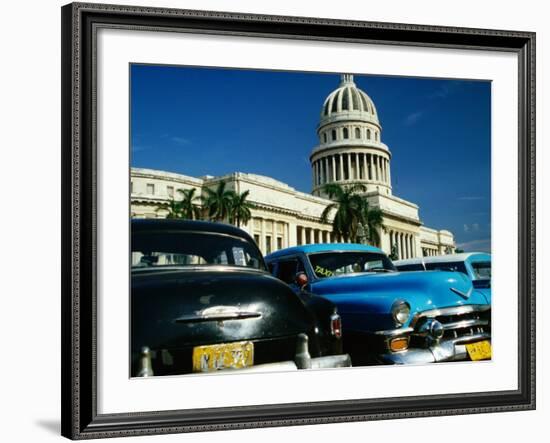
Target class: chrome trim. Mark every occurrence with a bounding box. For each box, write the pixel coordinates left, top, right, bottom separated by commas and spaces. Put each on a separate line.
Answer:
417, 318, 444, 339
442, 318, 489, 331
132, 264, 268, 274
374, 327, 414, 337
377, 333, 491, 364
453, 332, 491, 345
409, 304, 490, 328
174, 311, 262, 324
391, 299, 411, 326
450, 286, 473, 299
137, 347, 154, 377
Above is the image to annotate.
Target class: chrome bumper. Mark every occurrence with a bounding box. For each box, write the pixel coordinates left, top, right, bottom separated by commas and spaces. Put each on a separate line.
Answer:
377, 333, 491, 365
205, 354, 352, 374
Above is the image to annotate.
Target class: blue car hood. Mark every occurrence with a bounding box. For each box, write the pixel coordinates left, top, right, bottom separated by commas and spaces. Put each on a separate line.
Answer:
310, 270, 485, 332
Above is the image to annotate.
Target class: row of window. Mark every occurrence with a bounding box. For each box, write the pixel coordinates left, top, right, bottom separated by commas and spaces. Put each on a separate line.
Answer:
321, 126, 379, 144
131, 182, 177, 197
253, 234, 283, 255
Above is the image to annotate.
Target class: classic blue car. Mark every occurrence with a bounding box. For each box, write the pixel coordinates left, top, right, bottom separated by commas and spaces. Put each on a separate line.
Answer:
265, 244, 491, 365
393, 253, 491, 304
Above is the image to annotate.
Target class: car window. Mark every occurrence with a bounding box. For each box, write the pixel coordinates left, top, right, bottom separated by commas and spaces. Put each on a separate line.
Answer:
471, 261, 491, 280
424, 261, 468, 275
396, 263, 425, 272
132, 231, 266, 270
274, 258, 304, 284
308, 252, 395, 278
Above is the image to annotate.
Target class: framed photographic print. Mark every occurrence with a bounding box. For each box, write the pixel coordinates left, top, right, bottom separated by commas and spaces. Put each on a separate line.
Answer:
61, 2, 536, 439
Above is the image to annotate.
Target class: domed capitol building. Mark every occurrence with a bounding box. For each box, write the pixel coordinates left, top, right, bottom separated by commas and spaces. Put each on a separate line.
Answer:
131, 74, 455, 259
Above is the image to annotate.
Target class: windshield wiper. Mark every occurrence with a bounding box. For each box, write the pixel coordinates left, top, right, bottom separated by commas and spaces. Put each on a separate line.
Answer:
367, 268, 395, 273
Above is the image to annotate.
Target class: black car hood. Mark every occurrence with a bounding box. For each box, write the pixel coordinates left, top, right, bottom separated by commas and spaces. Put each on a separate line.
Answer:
131, 266, 315, 351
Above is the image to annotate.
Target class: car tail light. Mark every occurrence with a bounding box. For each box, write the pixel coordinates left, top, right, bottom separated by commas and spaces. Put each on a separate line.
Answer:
389, 337, 409, 352
330, 312, 342, 338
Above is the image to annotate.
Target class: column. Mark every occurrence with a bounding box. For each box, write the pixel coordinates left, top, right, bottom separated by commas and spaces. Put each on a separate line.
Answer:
324, 157, 329, 184
347, 153, 352, 181
260, 218, 266, 254
387, 158, 391, 186
363, 153, 368, 181
339, 154, 344, 181
370, 155, 375, 181
355, 153, 360, 180
316, 161, 320, 186
313, 161, 317, 188
396, 232, 401, 259
379, 156, 383, 183
331, 155, 336, 182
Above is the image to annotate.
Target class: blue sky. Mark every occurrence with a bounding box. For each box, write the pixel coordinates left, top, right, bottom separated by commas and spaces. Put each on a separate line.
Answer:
131, 65, 491, 252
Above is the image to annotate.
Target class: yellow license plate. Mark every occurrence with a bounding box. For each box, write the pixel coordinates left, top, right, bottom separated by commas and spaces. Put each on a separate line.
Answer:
466, 340, 492, 361
192, 341, 254, 372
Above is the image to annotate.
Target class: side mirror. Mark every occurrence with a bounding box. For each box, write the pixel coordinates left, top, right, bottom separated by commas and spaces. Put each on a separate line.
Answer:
295, 272, 309, 290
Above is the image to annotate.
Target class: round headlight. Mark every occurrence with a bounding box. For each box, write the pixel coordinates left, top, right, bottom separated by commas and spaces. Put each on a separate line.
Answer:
391, 300, 411, 326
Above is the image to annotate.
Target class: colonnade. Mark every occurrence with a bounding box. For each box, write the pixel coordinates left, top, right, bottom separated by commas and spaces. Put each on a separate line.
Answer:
389, 230, 416, 260
312, 152, 390, 188
422, 247, 440, 257
296, 226, 336, 246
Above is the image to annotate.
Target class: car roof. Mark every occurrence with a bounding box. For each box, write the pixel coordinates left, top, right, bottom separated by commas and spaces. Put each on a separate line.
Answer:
393, 252, 491, 266
265, 243, 383, 260
131, 219, 254, 241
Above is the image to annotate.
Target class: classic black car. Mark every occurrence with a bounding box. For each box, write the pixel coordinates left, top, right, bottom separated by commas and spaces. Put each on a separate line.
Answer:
131, 219, 351, 377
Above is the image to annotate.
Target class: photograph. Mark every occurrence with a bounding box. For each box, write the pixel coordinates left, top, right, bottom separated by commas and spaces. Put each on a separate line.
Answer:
129, 66, 492, 377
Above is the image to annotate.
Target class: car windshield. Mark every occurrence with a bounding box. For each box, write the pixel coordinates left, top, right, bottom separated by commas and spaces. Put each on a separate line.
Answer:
131, 230, 266, 271
308, 251, 396, 278
471, 261, 491, 280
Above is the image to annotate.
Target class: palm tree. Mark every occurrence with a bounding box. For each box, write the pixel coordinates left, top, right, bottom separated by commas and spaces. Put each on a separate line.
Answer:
361, 202, 383, 246
229, 190, 253, 227
157, 198, 182, 219
178, 188, 202, 220
201, 181, 234, 222
320, 183, 366, 242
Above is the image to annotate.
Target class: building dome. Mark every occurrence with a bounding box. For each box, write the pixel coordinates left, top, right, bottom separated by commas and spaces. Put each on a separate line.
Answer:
321, 74, 379, 124
311, 74, 392, 198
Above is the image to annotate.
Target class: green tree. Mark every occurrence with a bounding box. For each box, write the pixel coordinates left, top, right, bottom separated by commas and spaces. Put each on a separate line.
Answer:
179, 188, 202, 220
388, 243, 399, 260
201, 181, 234, 222
361, 202, 384, 247
229, 190, 253, 227
157, 198, 183, 219
320, 183, 366, 242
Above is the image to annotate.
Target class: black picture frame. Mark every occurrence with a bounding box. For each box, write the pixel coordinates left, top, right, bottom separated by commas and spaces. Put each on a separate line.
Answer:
61, 2, 536, 439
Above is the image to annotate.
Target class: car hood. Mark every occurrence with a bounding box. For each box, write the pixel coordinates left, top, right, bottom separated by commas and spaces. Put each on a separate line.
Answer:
310, 270, 484, 331
132, 267, 316, 351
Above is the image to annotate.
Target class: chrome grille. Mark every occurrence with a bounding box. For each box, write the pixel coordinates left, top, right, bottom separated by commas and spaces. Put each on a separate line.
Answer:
411, 305, 491, 342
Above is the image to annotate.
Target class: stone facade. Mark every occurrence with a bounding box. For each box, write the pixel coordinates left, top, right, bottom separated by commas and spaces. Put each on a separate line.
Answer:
130, 74, 455, 258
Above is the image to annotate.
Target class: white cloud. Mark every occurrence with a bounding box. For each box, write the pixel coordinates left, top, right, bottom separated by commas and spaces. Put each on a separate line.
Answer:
404, 111, 424, 126
170, 136, 191, 146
